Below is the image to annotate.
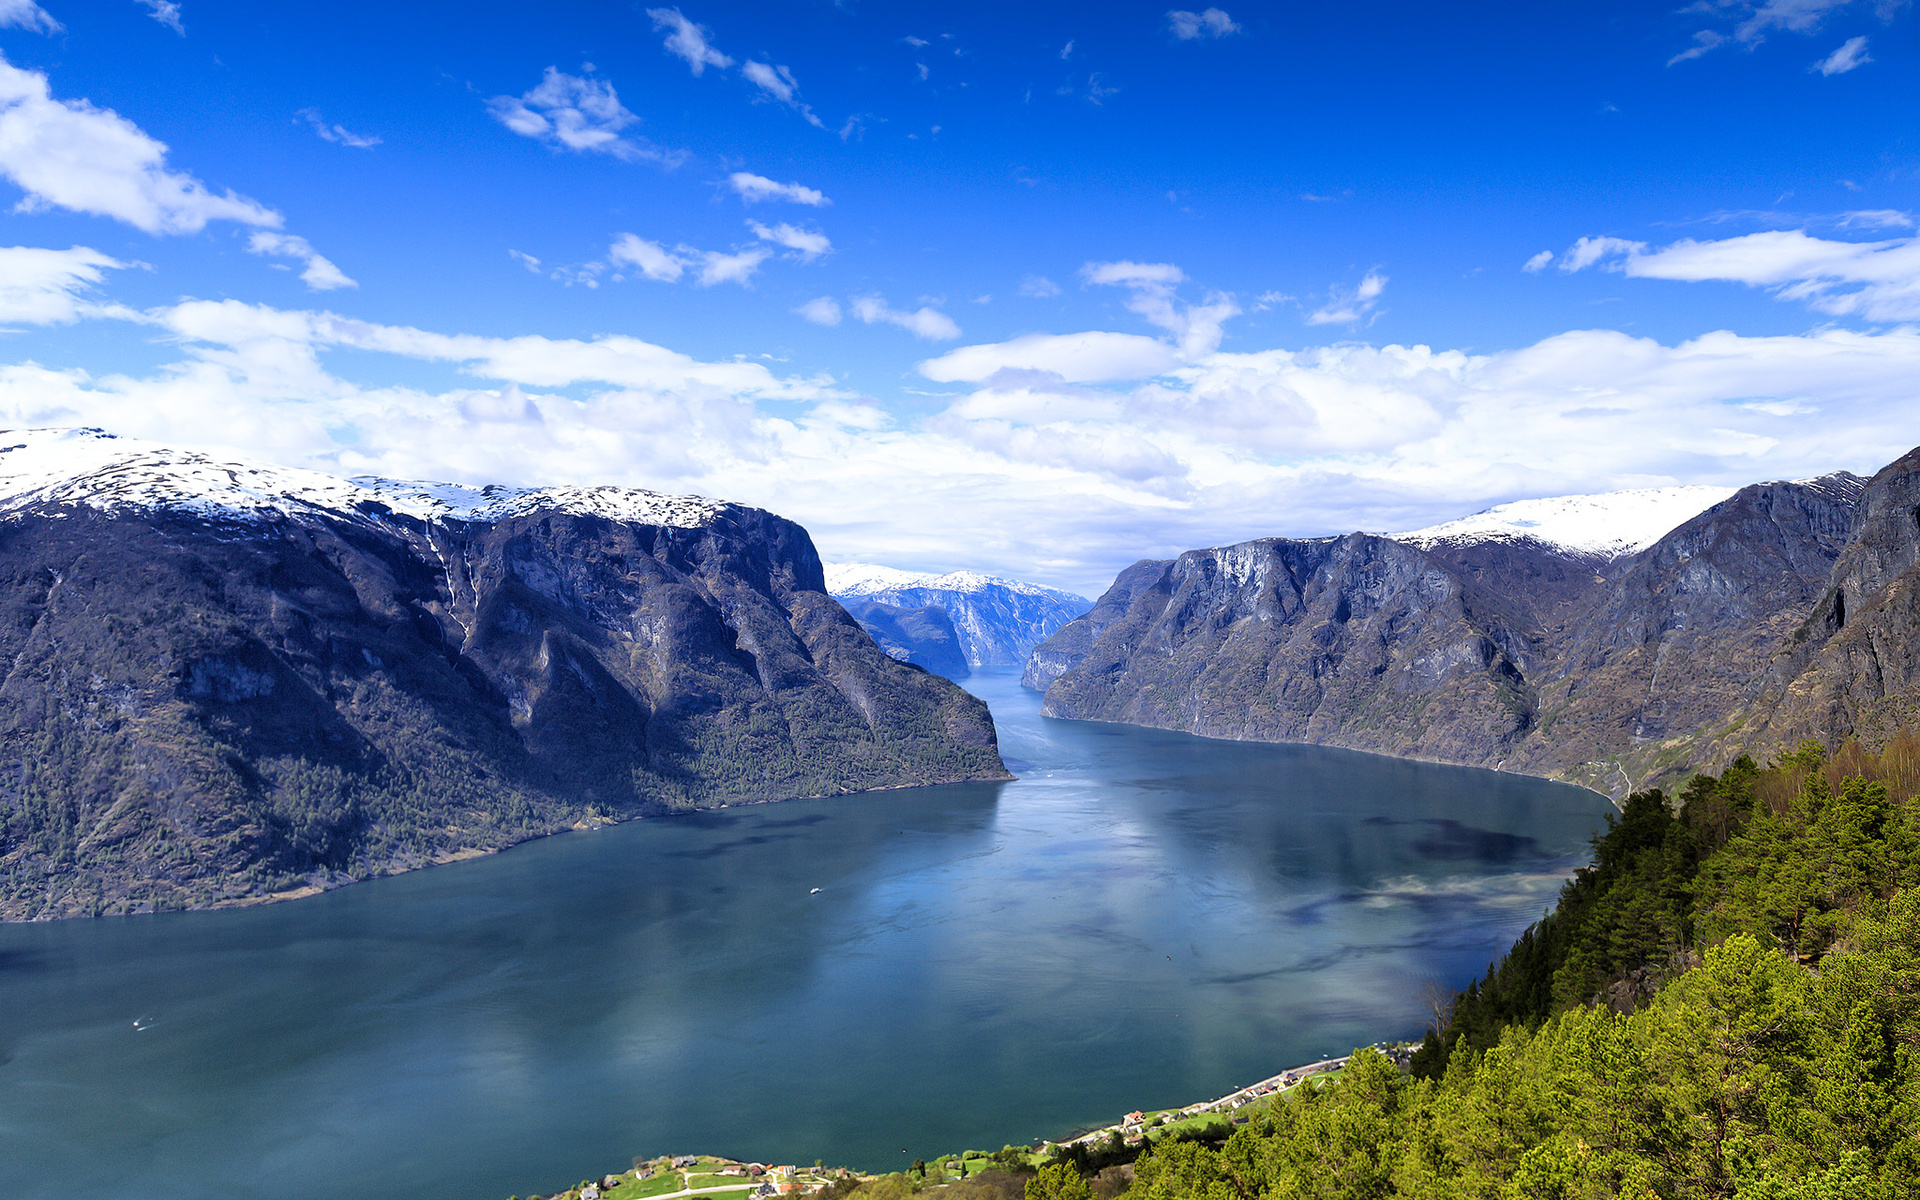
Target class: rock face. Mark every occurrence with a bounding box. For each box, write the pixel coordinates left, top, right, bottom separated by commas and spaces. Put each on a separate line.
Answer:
1750, 446, 1920, 750
826, 564, 1089, 668
837, 600, 971, 680
1029, 465, 1897, 797
0, 430, 1008, 920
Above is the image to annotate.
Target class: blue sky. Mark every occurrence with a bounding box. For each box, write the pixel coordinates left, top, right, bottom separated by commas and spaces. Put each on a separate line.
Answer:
0, 0, 1916, 593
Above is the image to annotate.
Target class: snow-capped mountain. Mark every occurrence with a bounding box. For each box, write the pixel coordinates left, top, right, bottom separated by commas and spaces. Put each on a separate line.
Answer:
0, 428, 1007, 921
0, 427, 727, 529
825, 562, 1090, 668
1390, 484, 1738, 561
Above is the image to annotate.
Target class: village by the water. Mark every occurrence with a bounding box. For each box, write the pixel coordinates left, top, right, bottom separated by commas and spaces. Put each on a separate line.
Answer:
532, 1044, 1417, 1200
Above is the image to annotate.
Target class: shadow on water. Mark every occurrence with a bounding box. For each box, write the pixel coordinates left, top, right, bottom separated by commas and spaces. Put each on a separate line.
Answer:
0, 670, 1614, 1200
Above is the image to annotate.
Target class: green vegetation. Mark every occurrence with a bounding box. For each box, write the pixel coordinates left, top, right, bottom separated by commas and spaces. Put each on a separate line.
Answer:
805, 735, 1920, 1200
507, 733, 1920, 1200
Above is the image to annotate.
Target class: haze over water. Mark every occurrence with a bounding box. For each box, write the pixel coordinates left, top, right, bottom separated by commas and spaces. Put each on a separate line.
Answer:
0, 671, 1614, 1200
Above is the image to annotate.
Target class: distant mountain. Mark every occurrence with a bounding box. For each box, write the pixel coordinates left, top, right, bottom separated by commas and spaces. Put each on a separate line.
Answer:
825, 563, 1090, 668
1027, 463, 1898, 798
0, 429, 1009, 920
837, 600, 971, 680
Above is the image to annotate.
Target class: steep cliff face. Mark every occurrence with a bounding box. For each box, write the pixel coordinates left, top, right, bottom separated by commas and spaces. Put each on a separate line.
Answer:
826, 564, 1089, 667
1753, 448, 1920, 749
0, 430, 1007, 920
838, 599, 971, 679
1512, 473, 1863, 785
1031, 534, 1547, 764
1029, 464, 1894, 796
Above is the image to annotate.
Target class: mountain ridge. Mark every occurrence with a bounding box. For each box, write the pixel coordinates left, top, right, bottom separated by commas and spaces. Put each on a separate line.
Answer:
1028, 462, 1892, 797
0, 429, 1010, 921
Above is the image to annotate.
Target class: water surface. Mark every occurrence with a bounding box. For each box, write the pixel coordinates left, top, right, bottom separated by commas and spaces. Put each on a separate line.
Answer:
0, 670, 1613, 1199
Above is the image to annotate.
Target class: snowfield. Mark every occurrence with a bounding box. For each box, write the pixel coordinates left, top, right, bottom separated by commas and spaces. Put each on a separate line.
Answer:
0, 428, 728, 529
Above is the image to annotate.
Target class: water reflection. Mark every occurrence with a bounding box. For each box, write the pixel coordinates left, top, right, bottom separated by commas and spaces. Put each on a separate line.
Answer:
0, 669, 1611, 1200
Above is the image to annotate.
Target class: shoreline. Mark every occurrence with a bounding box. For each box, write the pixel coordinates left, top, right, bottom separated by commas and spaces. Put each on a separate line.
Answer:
1045, 1042, 1417, 1152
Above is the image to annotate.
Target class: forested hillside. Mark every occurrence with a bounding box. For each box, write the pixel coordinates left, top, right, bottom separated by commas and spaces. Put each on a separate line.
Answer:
1079, 737, 1920, 1197
776, 737, 1920, 1200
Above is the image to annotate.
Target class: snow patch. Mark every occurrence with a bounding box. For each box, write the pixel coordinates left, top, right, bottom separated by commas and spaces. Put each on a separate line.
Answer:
0, 428, 728, 529
825, 562, 1085, 603
1390, 485, 1737, 560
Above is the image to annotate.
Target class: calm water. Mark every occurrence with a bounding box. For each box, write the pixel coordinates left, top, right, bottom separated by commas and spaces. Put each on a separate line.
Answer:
0, 670, 1613, 1199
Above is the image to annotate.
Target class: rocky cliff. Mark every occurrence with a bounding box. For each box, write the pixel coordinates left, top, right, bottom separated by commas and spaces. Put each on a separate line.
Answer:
1028, 463, 1901, 798
0, 430, 1008, 920
837, 599, 971, 680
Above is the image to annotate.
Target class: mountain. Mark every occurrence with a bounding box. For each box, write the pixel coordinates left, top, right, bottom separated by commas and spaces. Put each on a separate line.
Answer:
1027, 463, 1895, 796
0, 429, 1009, 921
825, 564, 1090, 668
837, 599, 971, 680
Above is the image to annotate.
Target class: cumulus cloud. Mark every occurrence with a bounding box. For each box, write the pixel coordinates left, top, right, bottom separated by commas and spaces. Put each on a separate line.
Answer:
1306, 271, 1387, 326
487, 68, 675, 164
1018, 274, 1063, 298
849, 295, 961, 340
606, 234, 684, 282
741, 60, 825, 127
136, 0, 183, 35
647, 7, 734, 76
1082, 259, 1240, 357
247, 232, 356, 291
796, 296, 841, 325
727, 171, 828, 206
694, 246, 771, 287
748, 220, 830, 261
298, 108, 380, 148
0, 245, 126, 324
1167, 8, 1239, 39
1522, 250, 1555, 273
0, 0, 59, 34
920, 332, 1180, 383
0, 55, 281, 235
1813, 35, 1872, 74
1555, 227, 1920, 321
6, 287, 1920, 595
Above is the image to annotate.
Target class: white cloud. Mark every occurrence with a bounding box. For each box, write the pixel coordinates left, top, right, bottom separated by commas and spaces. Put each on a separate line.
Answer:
849, 295, 961, 340
1813, 35, 1872, 74
298, 108, 380, 148
607, 234, 685, 282
920, 332, 1180, 383
1668, 29, 1727, 65
1019, 274, 1062, 298
1560, 235, 1645, 271
0, 245, 126, 324
1522, 250, 1554, 273
7, 289, 1920, 595
136, 0, 183, 35
1674, 0, 1902, 62
748, 220, 830, 261
247, 232, 356, 291
796, 296, 841, 325
741, 61, 825, 127
508, 249, 542, 273
487, 68, 675, 164
0, 0, 59, 34
0, 55, 281, 235
694, 246, 771, 287
1082, 260, 1238, 356
647, 8, 734, 76
1167, 8, 1240, 39
727, 171, 828, 206
1306, 271, 1387, 326
1556, 227, 1920, 321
